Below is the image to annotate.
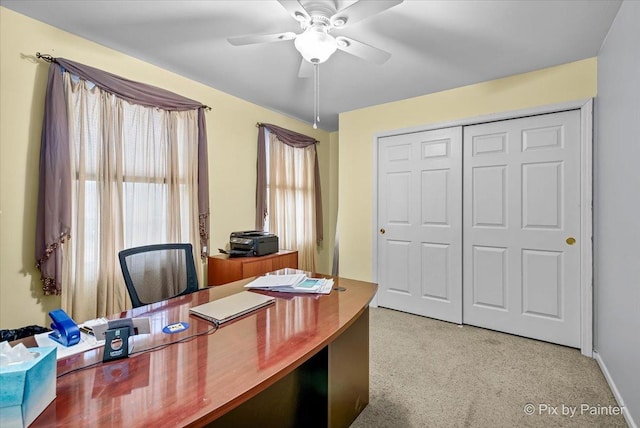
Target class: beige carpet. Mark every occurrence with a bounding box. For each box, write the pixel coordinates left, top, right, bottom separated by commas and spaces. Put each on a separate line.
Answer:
351, 307, 627, 428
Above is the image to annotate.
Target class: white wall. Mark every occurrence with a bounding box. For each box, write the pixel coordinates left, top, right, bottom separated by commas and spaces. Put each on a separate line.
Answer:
594, 1, 640, 425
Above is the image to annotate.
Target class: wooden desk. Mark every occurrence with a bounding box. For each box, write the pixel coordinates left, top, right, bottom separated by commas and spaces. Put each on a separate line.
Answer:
32, 274, 377, 427
207, 250, 298, 285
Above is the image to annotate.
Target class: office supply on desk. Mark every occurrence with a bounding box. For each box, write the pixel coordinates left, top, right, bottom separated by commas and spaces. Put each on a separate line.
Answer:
118, 243, 199, 308
103, 326, 130, 362
98, 319, 133, 362
91, 317, 150, 341
245, 273, 307, 288
79, 325, 94, 336
189, 291, 275, 324
48, 309, 80, 347
79, 317, 108, 336
245, 274, 334, 294
162, 322, 189, 334
277, 277, 334, 294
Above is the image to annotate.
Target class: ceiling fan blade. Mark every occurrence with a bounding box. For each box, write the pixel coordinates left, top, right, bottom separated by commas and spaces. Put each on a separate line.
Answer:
227, 32, 296, 46
330, 0, 403, 27
298, 58, 314, 78
277, 0, 311, 23
335, 36, 392, 65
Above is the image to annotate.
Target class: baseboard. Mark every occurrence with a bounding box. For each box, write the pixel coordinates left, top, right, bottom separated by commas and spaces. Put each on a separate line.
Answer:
593, 351, 637, 428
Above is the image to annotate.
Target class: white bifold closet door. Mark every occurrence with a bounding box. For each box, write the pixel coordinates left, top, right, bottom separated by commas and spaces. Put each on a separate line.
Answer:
463, 110, 581, 348
377, 127, 463, 324
377, 110, 582, 348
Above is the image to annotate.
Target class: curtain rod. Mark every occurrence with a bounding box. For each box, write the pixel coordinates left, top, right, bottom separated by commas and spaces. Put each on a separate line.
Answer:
35, 52, 212, 112
36, 52, 57, 63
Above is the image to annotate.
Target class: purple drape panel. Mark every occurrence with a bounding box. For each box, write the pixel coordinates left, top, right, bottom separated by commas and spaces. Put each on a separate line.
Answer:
35, 64, 71, 295
255, 128, 268, 230
197, 108, 210, 254
36, 58, 210, 295
255, 123, 323, 243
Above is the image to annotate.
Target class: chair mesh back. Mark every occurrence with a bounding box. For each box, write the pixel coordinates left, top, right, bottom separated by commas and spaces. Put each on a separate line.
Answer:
123, 248, 188, 305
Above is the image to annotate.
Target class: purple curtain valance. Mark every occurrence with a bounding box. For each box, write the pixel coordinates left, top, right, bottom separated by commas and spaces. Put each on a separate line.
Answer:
55, 58, 205, 112
35, 58, 210, 295
255, 123, 323, 243
257, 123, 319, 147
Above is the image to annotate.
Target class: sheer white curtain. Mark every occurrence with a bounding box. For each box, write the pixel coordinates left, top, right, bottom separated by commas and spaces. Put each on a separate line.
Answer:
266, 132, 317, 271
62, 73, 202, 322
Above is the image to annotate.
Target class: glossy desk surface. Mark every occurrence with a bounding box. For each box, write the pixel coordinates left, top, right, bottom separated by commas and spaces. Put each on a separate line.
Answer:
33, 273, 377, 427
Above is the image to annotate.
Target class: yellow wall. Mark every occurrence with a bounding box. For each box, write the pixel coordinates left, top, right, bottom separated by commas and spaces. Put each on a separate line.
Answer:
0, 6, 599, 328
317, 131, 340, 273
0, 7, 335, 329
338, 58, 597, 282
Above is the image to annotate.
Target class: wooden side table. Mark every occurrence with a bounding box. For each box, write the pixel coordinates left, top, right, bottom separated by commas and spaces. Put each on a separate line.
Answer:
207, 250, 298, 286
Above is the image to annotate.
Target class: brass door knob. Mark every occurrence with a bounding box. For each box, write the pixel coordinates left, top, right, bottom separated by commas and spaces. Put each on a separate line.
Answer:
380, 228, 386, 234
566, 237, 576, 245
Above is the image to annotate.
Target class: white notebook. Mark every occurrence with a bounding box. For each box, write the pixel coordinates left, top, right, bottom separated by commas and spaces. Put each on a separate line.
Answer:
189, 291, 275, 324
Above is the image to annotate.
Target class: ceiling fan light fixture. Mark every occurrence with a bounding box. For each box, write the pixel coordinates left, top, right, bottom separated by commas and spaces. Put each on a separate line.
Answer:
294, 29, 337, 64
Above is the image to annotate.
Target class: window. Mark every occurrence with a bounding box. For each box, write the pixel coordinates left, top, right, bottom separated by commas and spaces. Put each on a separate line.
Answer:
263, 130, 318, 271
62, 74, 201, 321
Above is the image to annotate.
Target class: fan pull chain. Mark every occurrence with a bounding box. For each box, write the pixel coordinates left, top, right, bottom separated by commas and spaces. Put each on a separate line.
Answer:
313, 63, 319, 129
316, 63, 320, 125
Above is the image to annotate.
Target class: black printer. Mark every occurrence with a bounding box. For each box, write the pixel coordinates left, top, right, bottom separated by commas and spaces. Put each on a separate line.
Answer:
229, 231, 279, 257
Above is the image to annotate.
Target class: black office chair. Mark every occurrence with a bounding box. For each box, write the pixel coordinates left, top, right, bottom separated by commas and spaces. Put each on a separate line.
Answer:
118, 243, 199, 308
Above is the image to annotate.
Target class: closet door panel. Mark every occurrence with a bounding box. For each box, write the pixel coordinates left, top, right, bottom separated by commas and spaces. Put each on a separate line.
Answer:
463, 110, 581, 348
378, 127, 462, 324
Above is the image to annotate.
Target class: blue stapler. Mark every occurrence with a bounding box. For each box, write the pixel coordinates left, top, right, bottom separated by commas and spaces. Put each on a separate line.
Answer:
48, 309, 81, 347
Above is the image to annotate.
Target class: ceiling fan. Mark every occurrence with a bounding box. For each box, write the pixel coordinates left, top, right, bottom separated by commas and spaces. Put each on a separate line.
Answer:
228, 0, 403, 77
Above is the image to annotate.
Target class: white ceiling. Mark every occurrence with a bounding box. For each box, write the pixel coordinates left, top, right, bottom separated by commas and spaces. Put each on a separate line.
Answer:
1, 0, 622, 131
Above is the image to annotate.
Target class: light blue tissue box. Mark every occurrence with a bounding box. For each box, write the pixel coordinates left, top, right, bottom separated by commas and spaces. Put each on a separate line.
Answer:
0, 347, 56, 427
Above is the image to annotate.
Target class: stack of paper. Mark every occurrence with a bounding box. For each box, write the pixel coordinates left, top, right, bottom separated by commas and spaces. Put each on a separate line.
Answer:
245, 274, 334, 294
